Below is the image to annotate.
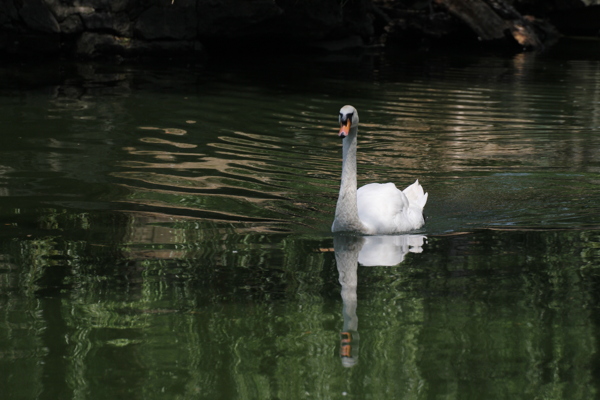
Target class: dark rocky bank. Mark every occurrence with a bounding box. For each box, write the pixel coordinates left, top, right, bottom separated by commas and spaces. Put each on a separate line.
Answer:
1, 0, 599, 59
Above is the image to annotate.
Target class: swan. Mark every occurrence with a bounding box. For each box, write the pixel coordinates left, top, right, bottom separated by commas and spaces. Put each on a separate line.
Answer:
332, 105, 428, 234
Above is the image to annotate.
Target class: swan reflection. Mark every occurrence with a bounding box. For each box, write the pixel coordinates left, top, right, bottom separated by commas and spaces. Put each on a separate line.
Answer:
334, 234, 426, 368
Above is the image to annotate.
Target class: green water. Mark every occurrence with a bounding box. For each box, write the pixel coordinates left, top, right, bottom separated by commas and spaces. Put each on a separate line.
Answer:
1, 40, 600, 399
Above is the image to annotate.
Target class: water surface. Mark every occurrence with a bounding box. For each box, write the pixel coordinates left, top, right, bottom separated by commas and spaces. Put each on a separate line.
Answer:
1, 41, 600, 399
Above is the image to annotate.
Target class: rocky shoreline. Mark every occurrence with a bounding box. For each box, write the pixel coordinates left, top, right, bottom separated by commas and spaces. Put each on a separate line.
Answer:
1, 0, 599, 59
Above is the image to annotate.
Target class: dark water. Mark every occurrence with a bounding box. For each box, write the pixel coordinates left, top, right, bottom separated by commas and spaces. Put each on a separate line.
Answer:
2, 39, 600, 399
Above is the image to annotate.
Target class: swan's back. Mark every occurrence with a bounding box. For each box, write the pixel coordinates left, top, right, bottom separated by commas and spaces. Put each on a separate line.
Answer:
357, 180, 427, 234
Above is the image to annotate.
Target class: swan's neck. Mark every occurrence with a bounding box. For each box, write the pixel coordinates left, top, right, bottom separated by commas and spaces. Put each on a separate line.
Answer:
333, 126, 365, 233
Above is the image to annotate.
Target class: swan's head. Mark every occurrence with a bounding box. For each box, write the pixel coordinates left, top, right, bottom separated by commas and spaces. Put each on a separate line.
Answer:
338, 105, 359, 139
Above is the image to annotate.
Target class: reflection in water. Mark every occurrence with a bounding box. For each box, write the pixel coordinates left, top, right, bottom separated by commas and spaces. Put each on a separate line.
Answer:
335, 235, 362, 368
334, 234, 426, 367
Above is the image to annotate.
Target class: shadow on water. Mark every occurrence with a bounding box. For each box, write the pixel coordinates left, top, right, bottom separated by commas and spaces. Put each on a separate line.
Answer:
1, 40, 600, 398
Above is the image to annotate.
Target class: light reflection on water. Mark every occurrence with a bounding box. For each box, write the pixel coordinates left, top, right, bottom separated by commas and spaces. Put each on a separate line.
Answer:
1, 44, 600, 399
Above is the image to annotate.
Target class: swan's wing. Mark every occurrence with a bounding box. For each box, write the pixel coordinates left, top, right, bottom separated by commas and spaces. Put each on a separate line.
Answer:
357, 183, 409, 234
402, 179, 428, 210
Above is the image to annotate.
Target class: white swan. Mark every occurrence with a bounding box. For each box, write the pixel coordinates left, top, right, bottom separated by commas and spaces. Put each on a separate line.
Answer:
332, 105, 428, 234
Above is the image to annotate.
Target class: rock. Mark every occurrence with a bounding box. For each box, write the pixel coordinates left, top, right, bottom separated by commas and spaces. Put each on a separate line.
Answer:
106, 0, 136, 13
194, 0, 374, 45
0, 1, 19, 27
82, 11, 131, 36
135, 3, 197, 40
436, 0, 509, 41
309, 35, 365, 52
76, 32, 123, 57
76, 31, 204, 58
128, 39, 204, 57
276, 0, 343, 40
2, 0, 376, 58
431, 0, 548, 49
19, 0, 60, 33
196, 0, 283, 38
60, 14, 84, 35
2, 32, 61, 55
10, 0, 590, 58
550, 4, 600, 36
335, 0, 375, 38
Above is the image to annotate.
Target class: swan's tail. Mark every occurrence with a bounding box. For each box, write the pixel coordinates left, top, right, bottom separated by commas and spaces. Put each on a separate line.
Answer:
403, 179, 428, 210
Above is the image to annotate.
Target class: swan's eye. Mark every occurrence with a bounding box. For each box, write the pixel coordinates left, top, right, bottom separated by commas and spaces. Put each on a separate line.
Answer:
339, 112, 353, 124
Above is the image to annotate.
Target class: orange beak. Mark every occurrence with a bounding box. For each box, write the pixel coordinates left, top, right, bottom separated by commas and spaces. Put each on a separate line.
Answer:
339, 119, 351, 138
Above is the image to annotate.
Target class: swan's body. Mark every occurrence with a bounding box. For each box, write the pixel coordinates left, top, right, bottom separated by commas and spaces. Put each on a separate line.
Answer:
332, 105, 427, 235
